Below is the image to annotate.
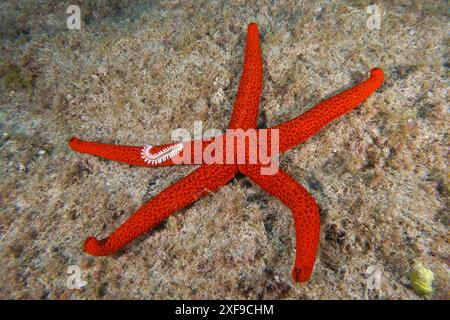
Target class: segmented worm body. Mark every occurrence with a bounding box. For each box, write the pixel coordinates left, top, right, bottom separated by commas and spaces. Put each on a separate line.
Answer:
140, 143, 184, 164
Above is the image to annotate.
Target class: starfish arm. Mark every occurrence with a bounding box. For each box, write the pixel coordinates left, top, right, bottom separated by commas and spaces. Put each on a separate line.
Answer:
228, 22, 263, 130
240, 164, 320, 282
68, 136, 213, 166
274, 68, 384, 153
84, 164, 236, 256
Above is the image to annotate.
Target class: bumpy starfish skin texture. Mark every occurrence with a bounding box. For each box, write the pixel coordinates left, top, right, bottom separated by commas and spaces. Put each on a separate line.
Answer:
68, 23, 384, 282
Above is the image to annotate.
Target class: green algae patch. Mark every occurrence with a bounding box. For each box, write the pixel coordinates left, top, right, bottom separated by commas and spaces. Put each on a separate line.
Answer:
0, 63, 33, 93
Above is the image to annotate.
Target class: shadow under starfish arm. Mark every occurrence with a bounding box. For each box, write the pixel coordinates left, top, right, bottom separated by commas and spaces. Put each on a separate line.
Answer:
240, 164, 320, 282
84, 164, 237, 256
274, 68, 384, 153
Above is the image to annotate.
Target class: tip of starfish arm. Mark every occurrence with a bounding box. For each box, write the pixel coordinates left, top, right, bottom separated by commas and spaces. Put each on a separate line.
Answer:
247, 22, 258, 31
370, 67, 384, 81
84, 236, 107, 256
68, 136, 82, 151
292, 265, 313, 283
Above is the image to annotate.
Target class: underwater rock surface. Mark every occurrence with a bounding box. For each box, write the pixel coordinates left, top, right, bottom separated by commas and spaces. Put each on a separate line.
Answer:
0, 0, 447, 299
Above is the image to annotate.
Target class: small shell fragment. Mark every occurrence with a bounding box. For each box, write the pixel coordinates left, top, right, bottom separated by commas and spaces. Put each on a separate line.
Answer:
408, 260, 434, 296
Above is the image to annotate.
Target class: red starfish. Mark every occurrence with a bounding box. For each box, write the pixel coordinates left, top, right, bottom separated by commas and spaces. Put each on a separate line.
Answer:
68, 23, 384, 282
